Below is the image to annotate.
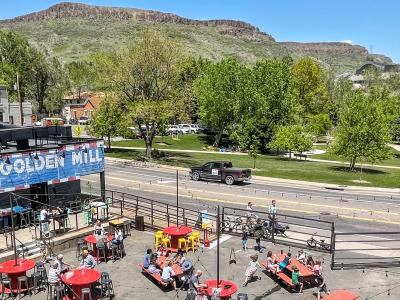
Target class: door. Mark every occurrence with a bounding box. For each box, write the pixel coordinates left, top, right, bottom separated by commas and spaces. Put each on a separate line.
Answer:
200, 162, 213, 179
209, 162, 222, 181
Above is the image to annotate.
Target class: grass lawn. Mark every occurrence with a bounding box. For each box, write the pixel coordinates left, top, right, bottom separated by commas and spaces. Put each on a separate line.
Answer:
106, 149, 400, 188
312, 145, 400, 167
112, 134, 213, 150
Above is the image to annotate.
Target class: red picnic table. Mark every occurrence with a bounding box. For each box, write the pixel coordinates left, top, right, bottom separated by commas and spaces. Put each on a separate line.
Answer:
84, 234, 114, 261
163, 226, 192, 251
0, 259, 36, 293
274, 253, 315, 282
204, 279, 238, 300
156, 256, 184, 277
61, 268, 101, 300
323, 290, 360, 300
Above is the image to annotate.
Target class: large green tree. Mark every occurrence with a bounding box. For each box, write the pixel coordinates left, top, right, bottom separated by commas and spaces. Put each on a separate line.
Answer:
331, 88, 394, 170
95, 29, 184, 158
231, 58, 299, 152
291, 57, 328, 116
195, 58, 246, 146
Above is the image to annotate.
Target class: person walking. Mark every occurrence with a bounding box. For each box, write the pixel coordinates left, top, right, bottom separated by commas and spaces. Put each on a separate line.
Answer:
243, 254, 261, 286
253, 218, 263, 252
241, 229, 249, 251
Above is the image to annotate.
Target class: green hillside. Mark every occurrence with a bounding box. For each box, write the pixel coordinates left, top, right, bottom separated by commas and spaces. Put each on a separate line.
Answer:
0, 2, 392, 74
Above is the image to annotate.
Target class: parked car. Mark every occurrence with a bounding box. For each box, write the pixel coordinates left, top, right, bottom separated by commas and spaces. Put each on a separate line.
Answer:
189, 161, 252, 185
178, 123, 195, 134
35, 117, 65, 126
126, 127, 143, 139
191, 124, 204, 133
78, 116, 89, 125
166, 125, 183, 135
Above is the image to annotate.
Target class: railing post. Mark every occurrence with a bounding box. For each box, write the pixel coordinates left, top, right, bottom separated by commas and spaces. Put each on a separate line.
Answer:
221, 207, 225, 233
182, 208, 186, 226
121, 194, 124, 216
75, 212, 78, 230
167, 214, 170, 227
135, 196, 139, 218
151, 201, 154, 229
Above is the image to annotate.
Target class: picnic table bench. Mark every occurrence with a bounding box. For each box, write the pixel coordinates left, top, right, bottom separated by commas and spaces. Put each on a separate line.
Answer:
138, 264, 168, 288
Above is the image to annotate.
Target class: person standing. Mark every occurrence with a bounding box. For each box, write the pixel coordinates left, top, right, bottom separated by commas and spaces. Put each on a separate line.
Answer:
253, 218, 263, 252
241, 229, 249, 251
268, 200, 277, 227
40, 206, 50, 237
316, 274, 330, 300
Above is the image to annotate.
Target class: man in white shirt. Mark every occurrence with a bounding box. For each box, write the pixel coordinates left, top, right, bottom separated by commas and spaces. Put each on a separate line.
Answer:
161, 261, 177, 290
48, 262, 60, 285
40, 206, 50, 237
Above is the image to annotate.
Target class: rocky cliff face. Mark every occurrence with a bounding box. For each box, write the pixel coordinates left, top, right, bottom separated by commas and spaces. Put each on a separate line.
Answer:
280, 42, 368, 56
4, 2, 274, 41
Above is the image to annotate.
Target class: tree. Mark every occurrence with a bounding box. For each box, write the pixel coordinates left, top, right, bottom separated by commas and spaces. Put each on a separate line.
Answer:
88, 94, 122, 150
95, 29, 184, 158
331, 88, 394, 170
306, 113, 332, 139
231, 58, 299, 152
269, 125, 313, 159
195, 58, 245, 146
291, 57, 329, 116
67, 61, 94, 99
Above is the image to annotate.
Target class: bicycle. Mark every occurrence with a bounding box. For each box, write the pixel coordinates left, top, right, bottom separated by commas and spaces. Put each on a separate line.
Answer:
306, 232, 330, 251
222, 215, 246, 232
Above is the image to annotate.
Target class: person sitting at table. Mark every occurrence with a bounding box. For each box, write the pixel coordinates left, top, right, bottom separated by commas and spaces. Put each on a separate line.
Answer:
306, 255, 315, 269
148, 259, 162, 275
161, 260, 177, 290
112, 227, 123, 246
266, 251, 279, 274
277, 252, 291, 273
94, 219, 105, 235
297, 249, 306, 265
172, 248, 186, 266
95, 230, 106, 248
291, 265, 303, 294
243, 254, 261, 287
188, 270, 208, 300
48, 262, 61, 285
80, 250, 97, 269
157, 244, 166, 257
143, 249, 152, 269
55, 254, 70, 274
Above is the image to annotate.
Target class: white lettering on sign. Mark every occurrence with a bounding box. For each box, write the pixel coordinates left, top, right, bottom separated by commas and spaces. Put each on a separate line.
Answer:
13, 158, 25, 174
72, 151, 83, 165
56, 156, 65, 168
211, 169, 219, 176
46, 155, 56, 169
25, 157, 35, 173
0, 162, 12, 175
34, 156, 45, 171
89, 149, 96, 163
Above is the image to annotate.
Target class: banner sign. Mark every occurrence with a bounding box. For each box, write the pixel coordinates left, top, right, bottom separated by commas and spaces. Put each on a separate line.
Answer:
0, 141, 105, 192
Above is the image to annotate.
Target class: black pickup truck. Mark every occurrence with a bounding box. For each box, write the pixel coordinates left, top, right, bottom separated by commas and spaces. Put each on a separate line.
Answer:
189, 161, 252, 185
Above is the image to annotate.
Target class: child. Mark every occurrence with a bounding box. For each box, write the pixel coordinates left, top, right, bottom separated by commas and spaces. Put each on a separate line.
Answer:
313, 260, 323, 276
277, 252, 291, 273
243, 254, 261, 286
316, 274, 330, 300
297, 250, 306, 265
291, 265, 303, 294
306, 255, 315, 269
242, 230, 249, 251
266, 251, 278, 274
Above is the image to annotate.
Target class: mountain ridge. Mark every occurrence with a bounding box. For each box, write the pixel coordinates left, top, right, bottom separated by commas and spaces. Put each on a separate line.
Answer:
0, 2, 392, 73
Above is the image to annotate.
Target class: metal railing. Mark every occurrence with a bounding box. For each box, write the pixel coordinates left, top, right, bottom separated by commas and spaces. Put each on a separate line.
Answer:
331, 231, 400, 269
106, 190, 217, 232
222, 206, 334, 253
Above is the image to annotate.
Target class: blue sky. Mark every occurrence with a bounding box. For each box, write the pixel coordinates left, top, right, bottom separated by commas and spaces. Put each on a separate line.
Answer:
1, 0, 399, 62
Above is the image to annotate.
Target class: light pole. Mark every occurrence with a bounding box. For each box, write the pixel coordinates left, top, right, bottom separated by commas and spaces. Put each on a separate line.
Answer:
9, 194, 18, 266
217, 205, 220, 285
176, 170, 179, 225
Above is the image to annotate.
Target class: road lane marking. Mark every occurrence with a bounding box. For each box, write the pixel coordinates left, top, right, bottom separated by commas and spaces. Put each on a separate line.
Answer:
208, 235, 232, 249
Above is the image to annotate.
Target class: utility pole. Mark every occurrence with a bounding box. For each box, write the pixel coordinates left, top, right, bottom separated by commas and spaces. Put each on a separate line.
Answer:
9, 194, 17, 266
15, 72, 23, 126
217, 205, 220, 285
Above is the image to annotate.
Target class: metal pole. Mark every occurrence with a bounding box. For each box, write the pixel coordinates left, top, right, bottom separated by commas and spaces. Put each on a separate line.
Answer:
176, 170, 179, 225
217, 205, 220, 285
16, 72, 23, 126
9, 194, 18, 266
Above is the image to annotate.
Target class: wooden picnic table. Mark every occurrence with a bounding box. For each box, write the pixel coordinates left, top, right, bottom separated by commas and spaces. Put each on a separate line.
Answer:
323, 290, 360, 300
275, 253, 315, 279
156, 256, 184, 277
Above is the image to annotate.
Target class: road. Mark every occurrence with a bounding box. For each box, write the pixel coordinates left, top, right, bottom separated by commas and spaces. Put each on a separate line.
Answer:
82, 161, 400, 266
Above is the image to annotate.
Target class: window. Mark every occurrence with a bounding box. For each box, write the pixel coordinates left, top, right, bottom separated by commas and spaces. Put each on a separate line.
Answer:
203, 163, 213, 169
212, 163, 222, 169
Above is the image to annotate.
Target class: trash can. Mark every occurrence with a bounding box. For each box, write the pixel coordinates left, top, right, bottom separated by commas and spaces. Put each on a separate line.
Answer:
136, 216, 145, 231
